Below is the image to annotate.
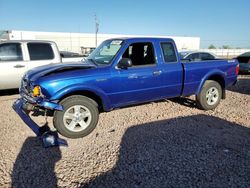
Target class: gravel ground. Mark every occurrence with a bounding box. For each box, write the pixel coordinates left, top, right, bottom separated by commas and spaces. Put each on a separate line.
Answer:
0, 75, 249, 188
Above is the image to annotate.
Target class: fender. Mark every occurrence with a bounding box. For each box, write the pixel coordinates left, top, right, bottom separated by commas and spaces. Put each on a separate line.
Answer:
50, 84, 112, 111
196, 69, 226, 95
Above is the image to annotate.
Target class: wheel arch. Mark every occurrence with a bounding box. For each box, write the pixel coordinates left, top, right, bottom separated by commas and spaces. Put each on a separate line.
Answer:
196, 71, 226, 99
60, 90, 105, 111
51, 86, 112, 112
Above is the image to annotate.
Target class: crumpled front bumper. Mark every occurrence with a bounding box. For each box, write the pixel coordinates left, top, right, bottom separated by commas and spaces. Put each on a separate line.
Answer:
13, 98, 42, 136
19, 91, 63, 111
12, 98, 67, 147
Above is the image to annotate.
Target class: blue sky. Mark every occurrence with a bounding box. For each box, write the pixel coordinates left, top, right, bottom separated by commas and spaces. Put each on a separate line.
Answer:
0, 0, 250, 48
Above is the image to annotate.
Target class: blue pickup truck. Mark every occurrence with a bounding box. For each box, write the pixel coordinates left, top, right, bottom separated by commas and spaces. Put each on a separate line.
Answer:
13, 38, 239, 139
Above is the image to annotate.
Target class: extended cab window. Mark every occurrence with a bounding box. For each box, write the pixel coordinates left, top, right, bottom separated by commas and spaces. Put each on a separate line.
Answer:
0, 43, 23, 62
122, 42, 155, 66
161, 43, 177, 63
28, 43, 54, 60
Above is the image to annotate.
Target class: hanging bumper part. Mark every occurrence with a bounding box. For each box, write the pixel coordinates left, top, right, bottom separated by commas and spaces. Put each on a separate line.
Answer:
12, 98, 68, 148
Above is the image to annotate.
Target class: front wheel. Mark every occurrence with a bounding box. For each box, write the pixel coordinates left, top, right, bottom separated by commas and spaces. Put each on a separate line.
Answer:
196, 80, 222, 110
53, 95, 99, 138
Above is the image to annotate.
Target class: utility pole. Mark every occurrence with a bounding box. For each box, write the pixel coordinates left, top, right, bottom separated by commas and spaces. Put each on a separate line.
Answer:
95, 14, 99, 47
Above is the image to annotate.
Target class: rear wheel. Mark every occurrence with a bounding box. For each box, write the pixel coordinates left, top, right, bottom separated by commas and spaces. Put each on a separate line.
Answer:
196, 80, 222, 110
53, 95, 99, 138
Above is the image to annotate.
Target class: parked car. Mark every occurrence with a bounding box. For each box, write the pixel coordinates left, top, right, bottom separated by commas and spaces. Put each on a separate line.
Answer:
180, 51, 217, 61
81, 47, 96, 57
60, 51, 83, 58
0, 40, 61, 90
13, 38, 239, 139
60, 51, 85, 63
235, 52, 250, 73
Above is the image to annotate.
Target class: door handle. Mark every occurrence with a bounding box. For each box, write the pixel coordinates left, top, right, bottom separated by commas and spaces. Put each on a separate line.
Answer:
153, 70, 162, 76
128, 74, 138, 79
14, 64, 25, 68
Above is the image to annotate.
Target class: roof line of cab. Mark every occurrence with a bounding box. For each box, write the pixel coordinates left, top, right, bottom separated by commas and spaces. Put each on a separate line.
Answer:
107, 37, 175, 43
0, 40, 56, 44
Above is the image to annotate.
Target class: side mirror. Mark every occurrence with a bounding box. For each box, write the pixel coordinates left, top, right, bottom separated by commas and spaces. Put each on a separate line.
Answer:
117, 58, 132, 69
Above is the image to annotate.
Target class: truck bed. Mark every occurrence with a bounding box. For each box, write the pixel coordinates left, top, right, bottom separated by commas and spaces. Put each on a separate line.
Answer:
182, 59, 238, 96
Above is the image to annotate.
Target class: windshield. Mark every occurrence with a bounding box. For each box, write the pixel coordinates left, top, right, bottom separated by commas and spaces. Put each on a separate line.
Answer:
87, 39, 123, 65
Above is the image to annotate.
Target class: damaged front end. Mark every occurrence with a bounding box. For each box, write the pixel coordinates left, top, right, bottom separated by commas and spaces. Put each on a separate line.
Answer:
12, 88, 67, 148
12, 62, 98, 147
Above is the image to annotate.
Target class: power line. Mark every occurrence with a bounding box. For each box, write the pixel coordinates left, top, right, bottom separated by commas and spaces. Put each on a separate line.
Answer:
94, 14, 99, 47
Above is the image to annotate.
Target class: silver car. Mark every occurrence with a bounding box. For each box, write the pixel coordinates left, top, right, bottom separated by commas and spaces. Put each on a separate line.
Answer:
180, 51, 217, 61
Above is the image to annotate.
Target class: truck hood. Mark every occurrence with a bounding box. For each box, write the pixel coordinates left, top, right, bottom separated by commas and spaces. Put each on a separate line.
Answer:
26, 62, 96, 82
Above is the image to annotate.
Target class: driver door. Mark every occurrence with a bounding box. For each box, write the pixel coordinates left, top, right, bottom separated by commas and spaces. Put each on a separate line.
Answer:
110, 42, 163, 107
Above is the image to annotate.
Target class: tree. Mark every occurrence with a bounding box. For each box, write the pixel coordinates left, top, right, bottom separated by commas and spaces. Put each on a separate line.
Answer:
222, 45, 230, 49
208, 44, 216, 49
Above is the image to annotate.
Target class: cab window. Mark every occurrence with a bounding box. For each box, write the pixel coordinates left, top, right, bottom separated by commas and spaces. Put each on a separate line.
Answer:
122, 42, 155, 66
0, 43, 23, 62
28, 43, 54, 60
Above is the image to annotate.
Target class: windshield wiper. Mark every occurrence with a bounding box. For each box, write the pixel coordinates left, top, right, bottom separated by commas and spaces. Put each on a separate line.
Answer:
95, 60, 110, 65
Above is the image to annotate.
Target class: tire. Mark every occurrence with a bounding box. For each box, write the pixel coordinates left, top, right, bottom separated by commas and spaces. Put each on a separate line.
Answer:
53, 95, 99, 138
196, 80, 222, 110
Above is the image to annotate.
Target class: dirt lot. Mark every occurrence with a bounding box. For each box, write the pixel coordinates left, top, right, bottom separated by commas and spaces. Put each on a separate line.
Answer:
0, 75, 249, 188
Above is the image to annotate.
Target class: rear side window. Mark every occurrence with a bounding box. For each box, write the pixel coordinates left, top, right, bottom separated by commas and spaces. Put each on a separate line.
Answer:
0, 43, 23, 62
28, 43, 54, 60
161, 43, 177, 63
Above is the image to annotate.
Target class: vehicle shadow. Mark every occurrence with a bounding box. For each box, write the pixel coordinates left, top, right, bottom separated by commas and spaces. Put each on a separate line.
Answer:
82, 115, 250, 188
0, 89, 19, 96
169, 97, 197, 108
11, 137, 61, 188
228, 77, 250, 95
